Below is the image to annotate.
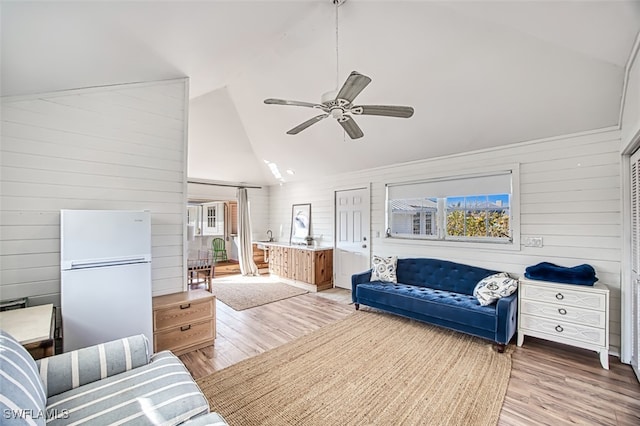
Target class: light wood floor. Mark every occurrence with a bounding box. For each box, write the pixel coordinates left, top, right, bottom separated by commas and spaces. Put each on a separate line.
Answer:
180, 287, 640, 425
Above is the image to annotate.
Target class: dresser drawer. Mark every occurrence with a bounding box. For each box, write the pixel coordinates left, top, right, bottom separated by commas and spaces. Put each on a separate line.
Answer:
154, 298, 213, 331
154, 319, 214, 353
520, 313, 606, 346
520, 284, 606, 311
520, 299, 607, 328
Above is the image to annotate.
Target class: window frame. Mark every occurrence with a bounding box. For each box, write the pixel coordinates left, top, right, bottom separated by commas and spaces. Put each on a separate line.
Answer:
384, 165, 520, 251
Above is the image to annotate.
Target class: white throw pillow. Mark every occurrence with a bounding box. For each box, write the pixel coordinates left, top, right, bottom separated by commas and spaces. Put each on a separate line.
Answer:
473, 272, 518, 306
370, 255, 398, 283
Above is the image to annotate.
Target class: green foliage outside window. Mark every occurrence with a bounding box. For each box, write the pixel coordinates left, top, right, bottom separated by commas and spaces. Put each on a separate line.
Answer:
446, 209, 510, 238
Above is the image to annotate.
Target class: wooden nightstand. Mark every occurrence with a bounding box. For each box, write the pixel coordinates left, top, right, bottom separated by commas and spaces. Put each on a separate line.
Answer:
0, 304, 55, 359
152, 290, 216, 355
517, 279, 609, 369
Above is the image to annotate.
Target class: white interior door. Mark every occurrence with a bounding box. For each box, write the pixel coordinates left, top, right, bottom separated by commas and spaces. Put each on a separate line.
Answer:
334, 187, 371, 289
630, 149, 640, 380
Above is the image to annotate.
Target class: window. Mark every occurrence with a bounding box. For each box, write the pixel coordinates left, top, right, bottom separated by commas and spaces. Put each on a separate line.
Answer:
207, 205, 217, 228
386, 169, 517, 245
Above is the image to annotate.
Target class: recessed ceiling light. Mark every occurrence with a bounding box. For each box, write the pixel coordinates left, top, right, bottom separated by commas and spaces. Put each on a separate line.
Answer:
286, 169, 295, 175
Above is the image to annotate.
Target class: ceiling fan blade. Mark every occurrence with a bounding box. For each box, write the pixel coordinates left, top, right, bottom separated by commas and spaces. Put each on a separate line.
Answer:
335, 71, 372, 103
338, 116, 364, 139
352, 105, 414, 118
286, 114, 329, 135
265, 98, 328, 110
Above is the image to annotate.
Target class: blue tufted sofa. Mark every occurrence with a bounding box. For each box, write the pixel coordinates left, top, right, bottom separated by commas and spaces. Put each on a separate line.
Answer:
352, 258, 518, 351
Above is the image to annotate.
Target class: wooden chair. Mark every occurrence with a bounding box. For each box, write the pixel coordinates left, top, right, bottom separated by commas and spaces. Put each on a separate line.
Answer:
187, 251, 214, 292
212, 237, 228, 262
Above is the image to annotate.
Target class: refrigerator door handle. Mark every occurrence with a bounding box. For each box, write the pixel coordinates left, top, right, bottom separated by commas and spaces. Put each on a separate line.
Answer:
69, 257, 149, 270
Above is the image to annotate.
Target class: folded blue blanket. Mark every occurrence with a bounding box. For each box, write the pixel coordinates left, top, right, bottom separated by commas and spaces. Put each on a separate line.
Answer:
524, 262, 598, 286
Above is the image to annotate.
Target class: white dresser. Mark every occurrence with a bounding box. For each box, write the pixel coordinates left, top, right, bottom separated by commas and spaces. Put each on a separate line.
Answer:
517, 278, 609, 369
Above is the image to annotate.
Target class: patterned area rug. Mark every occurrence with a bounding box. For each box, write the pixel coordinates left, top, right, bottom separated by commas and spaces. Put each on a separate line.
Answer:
197, 310, 512, 425
210, 277, 307, 311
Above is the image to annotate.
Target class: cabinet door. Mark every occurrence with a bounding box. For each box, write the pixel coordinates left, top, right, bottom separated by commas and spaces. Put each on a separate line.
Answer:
202, 202, 224, 235
293, 249, 312, 282
187, 205, 202, 236
268, 246, 281, 276
313, 250, 333, 286
282, 247, 292, 279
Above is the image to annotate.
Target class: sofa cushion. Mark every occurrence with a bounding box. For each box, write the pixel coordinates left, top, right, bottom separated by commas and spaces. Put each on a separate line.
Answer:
45, 351, 209, 425
0, 330, 47, 426
356, 283, 498, 332
37, 334, 150, 398
370, 255, 398, 283
395, 258, 498, 295
473, 273, 519, 306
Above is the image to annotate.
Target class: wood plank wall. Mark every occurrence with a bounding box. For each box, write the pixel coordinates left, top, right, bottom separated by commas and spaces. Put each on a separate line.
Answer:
1, 78, 189, 307
269, 128, 623, 354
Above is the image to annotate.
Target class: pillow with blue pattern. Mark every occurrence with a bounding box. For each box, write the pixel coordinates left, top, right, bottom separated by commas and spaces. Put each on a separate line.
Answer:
473, 272, 518, 306
370, 255, 398, 283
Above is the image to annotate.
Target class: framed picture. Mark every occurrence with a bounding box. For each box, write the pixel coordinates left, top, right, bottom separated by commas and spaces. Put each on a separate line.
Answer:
290, 203, 311, 244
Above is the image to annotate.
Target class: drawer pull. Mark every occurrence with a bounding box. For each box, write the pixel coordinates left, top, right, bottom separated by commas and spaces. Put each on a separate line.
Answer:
555, 325, 564, 333
180, 325, 191, 332
558, 308, 567, 315
555, 293, 564, 300
180, 303, 191, 310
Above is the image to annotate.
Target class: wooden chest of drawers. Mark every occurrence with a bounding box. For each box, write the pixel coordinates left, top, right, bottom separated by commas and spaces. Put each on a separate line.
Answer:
517, 278, 609, 369
152, 290, 215, 355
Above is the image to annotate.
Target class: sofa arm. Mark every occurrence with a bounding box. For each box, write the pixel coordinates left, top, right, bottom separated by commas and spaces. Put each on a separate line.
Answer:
495, 292, 518, 345
351, 270, 372, 303
36, 334, 150, 398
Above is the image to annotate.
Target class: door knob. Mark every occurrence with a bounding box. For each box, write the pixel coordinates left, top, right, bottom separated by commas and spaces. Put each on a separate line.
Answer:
362, 244, 367, 248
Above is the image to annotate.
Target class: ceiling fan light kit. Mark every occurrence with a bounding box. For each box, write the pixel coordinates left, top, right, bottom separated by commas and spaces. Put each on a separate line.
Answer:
264, 0, 414, 140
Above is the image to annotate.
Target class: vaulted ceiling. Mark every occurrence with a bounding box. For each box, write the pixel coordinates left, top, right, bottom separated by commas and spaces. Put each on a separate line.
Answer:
2, 1, 640, 185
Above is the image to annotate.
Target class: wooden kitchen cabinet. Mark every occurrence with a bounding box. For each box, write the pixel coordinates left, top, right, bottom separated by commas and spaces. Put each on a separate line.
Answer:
267, 245, 333, 291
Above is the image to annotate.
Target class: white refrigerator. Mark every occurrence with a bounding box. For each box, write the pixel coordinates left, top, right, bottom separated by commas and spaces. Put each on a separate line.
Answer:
61, 209, 153, 352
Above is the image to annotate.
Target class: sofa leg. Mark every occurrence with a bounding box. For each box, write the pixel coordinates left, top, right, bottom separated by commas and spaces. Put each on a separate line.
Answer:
496, 343, 506, 353
355, 303, 360, 310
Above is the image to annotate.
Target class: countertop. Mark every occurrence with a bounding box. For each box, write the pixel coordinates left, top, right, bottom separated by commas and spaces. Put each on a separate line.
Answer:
0, 304, 54, 344
253, 241, 333, 252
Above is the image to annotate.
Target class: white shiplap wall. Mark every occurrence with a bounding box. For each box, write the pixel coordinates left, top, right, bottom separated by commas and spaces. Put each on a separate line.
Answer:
270, 128, 623, 353
1, 79, 189, 307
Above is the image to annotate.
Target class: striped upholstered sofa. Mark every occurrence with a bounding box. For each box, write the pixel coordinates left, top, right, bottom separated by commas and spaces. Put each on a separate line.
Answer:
0, 330, 227, 425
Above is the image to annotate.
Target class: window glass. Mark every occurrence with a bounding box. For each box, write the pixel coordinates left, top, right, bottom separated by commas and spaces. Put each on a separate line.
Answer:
387, 171, 514, 244
445, 194, 510, 239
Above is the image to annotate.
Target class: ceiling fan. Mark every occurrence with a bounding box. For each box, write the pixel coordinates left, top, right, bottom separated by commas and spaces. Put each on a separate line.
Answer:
264, 71, 414, 139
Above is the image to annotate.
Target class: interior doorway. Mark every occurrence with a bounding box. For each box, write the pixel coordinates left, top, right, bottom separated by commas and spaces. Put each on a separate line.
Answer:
334, 187, 371, 289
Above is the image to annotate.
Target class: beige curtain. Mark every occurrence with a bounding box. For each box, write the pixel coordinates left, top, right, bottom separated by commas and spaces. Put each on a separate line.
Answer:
237, 188, 259, 276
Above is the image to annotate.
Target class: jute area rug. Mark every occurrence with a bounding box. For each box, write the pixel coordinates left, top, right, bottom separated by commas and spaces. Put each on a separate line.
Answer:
210, 276, 307, 311
197, 310, 512, 426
